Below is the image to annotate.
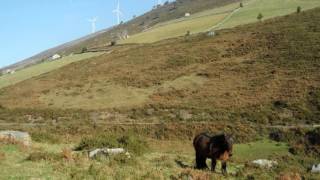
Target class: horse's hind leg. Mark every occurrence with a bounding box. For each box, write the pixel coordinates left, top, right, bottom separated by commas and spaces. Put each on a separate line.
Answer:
196, 153, 207, 169
211, 159, 217, 172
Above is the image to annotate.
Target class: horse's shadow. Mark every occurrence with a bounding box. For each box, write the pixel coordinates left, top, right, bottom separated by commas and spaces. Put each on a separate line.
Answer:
175, 159, 192, 168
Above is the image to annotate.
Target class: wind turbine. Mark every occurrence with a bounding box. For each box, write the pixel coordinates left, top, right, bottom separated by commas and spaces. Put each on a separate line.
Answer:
113, 0, 123, 25
157, 0, 162, 5
88, 17, 98, 34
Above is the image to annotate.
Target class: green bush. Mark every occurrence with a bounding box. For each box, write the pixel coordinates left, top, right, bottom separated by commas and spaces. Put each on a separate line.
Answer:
27, 151, 62, 162
297, 6, 301, 13
31, 131, 61, 144
257, 13, 263, 21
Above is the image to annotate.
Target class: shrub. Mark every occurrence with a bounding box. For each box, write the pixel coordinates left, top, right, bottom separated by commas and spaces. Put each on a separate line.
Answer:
81, 47, 88, 53
31, 131, 61, 144
185, 31, 191, 36
297, 6, 301, 14
257, 13, 263, 21
0, 152, 5, 161
27, 151, 62, 162
240, 2, 243, 8
110, 41, 117, 46
61, 148, 73, 161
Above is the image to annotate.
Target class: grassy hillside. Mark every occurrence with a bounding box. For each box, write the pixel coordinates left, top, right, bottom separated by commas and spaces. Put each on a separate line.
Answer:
0, 52, 104, 89
1, 0, 238, 73
219, 0, 320, 29
0, 7, 319, 180
122, 0, 320, 43
0, 7, 319, 126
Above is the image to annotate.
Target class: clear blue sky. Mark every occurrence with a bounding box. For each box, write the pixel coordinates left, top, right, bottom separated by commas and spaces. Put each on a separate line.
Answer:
0, 0, 160, 68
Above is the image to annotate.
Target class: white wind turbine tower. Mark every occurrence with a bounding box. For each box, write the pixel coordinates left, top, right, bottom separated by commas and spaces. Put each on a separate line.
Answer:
88, 17, 98, 34
113, 0, 123, 25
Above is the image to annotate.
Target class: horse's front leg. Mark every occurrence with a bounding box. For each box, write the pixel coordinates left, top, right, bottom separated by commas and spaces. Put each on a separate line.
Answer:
221, 161, 227, 175
211, 158, 217, 172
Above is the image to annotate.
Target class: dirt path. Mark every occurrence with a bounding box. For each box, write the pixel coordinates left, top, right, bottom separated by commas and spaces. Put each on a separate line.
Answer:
266, 124, 320, 130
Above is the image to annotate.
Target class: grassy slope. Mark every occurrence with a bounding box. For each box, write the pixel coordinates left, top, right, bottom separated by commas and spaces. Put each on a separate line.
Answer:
1, 0, 239, 73
121, 0, 320, 44
220, 0, 320, 29
0, 52, 104, 89
121, 2, 239, 44
0, 7, 319, 119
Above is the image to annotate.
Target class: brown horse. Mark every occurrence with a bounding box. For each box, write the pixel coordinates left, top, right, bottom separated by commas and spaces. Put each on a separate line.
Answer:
193, 133, 233, 174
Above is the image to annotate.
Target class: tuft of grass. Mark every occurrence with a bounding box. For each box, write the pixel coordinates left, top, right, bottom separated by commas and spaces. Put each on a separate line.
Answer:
31, 131, 61, 144
26, 151, 63, 162
0, 151, 5, 161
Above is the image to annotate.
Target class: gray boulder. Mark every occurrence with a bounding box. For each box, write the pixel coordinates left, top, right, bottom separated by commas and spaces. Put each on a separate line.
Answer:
311, 164, 320, 173
179, 110, 192, 120
89, 148, 130, 159
0, 131, 32, 146
252, 159, 278, 168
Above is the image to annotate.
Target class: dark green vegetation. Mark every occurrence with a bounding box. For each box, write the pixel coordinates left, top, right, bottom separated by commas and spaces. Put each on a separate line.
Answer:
0, 7, 320, 180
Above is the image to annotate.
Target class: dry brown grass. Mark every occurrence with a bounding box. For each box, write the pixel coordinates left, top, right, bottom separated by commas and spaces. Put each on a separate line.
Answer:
0, 151, 5, 161
277, 172, 302, 180
61, 148, 73, 161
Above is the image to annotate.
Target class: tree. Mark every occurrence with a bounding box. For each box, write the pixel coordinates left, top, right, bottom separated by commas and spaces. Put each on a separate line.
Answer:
110, 41, 117, 46
297, 6, 301, 14
257, 13, 263, 21
185, 30, 191, 36
81, 47, 88, 53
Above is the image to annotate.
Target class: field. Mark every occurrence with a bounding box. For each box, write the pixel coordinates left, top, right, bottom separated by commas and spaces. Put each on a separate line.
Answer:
0, 52, 104, 89
121, 0, 320, 44
0, 128, 319, 179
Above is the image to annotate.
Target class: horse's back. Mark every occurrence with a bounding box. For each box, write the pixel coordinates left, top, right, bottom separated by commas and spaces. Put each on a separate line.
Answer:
193, 133, 211, 150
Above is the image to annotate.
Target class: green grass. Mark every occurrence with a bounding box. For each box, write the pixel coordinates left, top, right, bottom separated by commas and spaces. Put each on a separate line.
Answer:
0, 52, 104, 89
120, 1, 238, 44
219, 0, 320, 29
0, 139, 291, 179
234, 139, 289, 162
0, 144, 64, 179
121, 0, 320, 44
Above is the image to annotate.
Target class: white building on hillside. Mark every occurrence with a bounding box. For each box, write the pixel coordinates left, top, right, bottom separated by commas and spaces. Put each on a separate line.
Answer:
2, 69, 15, 75
51, 54, 61, 60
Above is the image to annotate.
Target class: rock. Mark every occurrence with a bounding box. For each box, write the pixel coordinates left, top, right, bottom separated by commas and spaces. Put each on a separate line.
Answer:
179, 110, 192, 120
88, 148, 130, 159
0, 131, 32, 146
311, 164, 320, 173
252, 159, 278, 168
269, 130, 285, 142
146, 108, 155, 116
207, 31, 215, 37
